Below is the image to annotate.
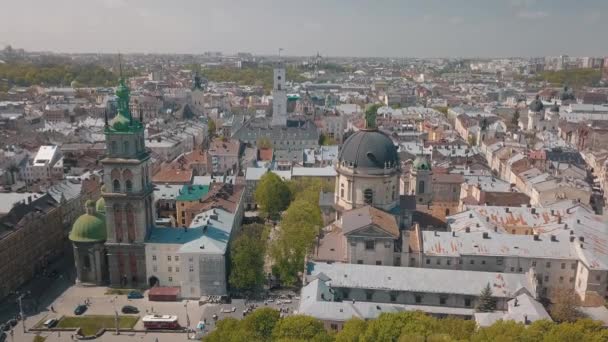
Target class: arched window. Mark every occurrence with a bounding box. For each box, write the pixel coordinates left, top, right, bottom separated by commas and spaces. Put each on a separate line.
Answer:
114, 204, 123, 242
113, 179, 121, 192
122, 169, 133, 192
111, 141, 118, 154
364, 189, 373, 205
445, 208, 450, 216
126, 204, 135, 242
123, 141, 129, 155
418, 180, 425, 194
340, 184, 345, 199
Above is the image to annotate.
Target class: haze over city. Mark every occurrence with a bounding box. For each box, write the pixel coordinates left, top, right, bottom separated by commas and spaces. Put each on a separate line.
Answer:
1, 0, 607, 57
3, 1, 608, 341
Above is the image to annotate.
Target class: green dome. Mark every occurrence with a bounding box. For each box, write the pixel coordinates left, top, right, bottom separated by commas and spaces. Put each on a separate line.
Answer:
95, 197, 106, 214
69, 212, 106, 243
413, 155, 431, 171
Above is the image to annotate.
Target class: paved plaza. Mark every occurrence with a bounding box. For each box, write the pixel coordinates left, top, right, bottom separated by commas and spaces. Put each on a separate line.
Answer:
3, 284, 299, 341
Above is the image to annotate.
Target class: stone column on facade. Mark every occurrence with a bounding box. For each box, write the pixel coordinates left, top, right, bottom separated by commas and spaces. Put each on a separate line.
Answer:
73, 245, 83, 284
94, 246, 102, 285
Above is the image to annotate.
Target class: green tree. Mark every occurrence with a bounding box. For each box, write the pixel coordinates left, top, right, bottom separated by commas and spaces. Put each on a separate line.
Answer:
240, 307, 281, 342
208, 119, 217, 137
319, 133, 337, 146
335, 318, 367, 342
287, 178, 333, 205
257, 137, 273, 149
471, 320, 526, 342
255, 172, 291, 220
475, 283, 496, 312
203, 317, 242, 342
229, 224, 267, 293
270, 199, 322, 285
550, 288, 584, 323
467, 135, 477, 146
271, 315, 331, 342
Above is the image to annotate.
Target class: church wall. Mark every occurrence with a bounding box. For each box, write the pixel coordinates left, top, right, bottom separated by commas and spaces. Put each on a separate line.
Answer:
346, 237, 395, 266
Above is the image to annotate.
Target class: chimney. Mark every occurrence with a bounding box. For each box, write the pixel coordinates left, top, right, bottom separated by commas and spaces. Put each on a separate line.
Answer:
579, 236, 585, 243
550, 235, 557, 242
558, 216, 562, 224
505, 207, 510, 213
465, 227, 470, 233
531, 208, 536, 214
570, 236, 575, 242
533, 234, 540, 241
434, 231, 439, 237
452, 231, 456, 237
482, 232, 489, 239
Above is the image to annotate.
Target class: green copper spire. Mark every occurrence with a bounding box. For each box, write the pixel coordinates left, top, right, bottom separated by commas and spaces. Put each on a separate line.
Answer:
107, 55, 143, 133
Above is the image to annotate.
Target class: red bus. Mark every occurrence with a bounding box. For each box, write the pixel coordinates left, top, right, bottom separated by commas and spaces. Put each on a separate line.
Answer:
142, 315, 180, 330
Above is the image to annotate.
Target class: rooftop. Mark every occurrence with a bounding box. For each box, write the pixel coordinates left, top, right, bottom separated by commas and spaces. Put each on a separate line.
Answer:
447, 204, 608, 270
342, 206, 400, 238
176, 184, 209, 202
147, 208, 235, 255
306, 262, 535, 299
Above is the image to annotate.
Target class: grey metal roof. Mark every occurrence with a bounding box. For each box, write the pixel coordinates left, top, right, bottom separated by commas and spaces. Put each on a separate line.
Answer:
338, 130, 398, 169
307, 262, 534, 298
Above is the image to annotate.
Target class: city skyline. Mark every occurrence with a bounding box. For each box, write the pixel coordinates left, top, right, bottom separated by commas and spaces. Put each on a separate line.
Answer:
1, 0, 607, 58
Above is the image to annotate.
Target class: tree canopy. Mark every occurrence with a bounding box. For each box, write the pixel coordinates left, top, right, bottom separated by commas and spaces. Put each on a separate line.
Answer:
475, 283, 496, 312
190, 65, 305, 91
255, 172, 291, 220
205, 309, 608, 342
535, 68, 602, 89
0, 62, 130, 88
270, 199, 322, 286
229, 224, 267, 293
208, 119, 217, 137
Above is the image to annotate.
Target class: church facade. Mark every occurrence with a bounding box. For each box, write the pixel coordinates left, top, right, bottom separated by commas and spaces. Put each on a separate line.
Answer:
70, 75, 155, 288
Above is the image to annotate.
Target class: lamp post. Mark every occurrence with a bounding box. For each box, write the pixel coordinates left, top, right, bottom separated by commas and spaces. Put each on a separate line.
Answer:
13, 291, 29, 334
184, 300, 190, 330
110, 296, 119, 335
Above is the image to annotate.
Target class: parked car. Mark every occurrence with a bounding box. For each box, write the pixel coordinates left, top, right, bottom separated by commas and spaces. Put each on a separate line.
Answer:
74, 304, 87, 315
121, 305, 139, 314
127, 291, 144, 299
43, 319, 58, 328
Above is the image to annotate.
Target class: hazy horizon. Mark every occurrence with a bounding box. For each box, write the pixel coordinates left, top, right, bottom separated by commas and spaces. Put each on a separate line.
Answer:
1, 0, 607, 58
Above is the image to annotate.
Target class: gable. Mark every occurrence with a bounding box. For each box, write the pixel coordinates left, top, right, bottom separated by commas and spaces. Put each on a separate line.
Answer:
345, 224, 397, 239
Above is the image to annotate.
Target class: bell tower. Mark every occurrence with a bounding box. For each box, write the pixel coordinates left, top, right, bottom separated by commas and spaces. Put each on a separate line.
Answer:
102, 64, 154, 288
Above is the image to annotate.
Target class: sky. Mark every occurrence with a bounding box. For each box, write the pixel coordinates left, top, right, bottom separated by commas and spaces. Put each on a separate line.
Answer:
1, 0, 607, 58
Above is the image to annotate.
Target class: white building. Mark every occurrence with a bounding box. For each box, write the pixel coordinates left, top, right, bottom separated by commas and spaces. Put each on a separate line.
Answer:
443, 203, 608, 301
22, 145, 64, 183
299, 262, 539, 330
145, 208, 239, 298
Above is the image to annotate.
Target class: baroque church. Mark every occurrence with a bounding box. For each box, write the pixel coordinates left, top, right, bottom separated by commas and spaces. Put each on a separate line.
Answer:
69, 76, 154, 287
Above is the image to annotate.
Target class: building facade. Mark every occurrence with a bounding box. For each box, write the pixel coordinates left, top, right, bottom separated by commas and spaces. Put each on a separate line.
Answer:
102, 78, 155, 288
